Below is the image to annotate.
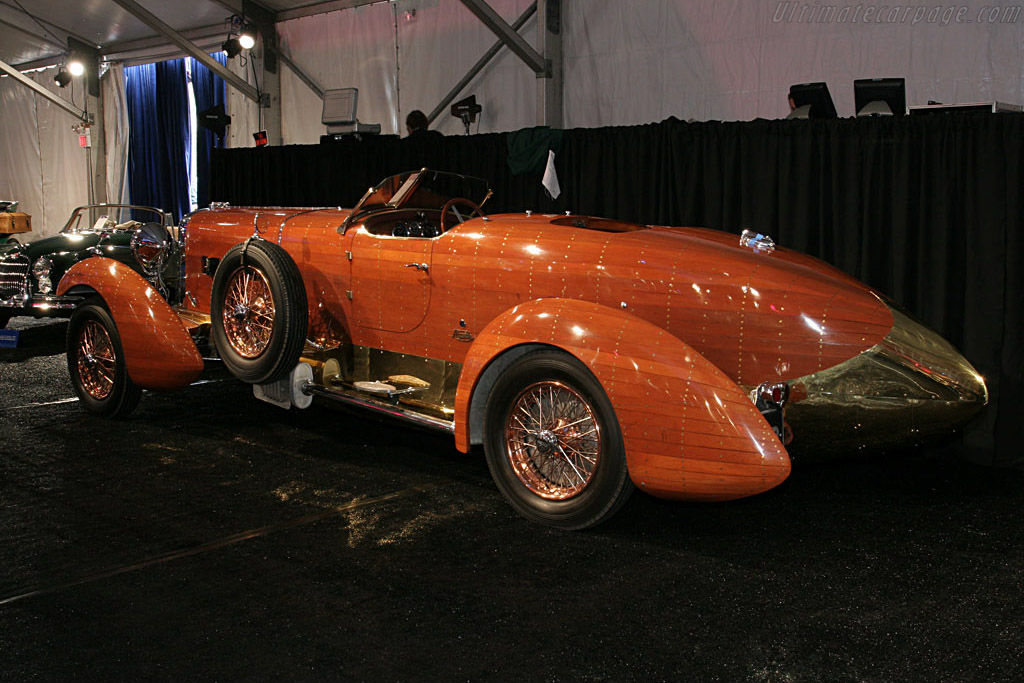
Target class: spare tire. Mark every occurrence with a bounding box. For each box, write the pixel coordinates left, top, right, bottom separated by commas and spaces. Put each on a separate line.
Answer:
210, 239, 307, 384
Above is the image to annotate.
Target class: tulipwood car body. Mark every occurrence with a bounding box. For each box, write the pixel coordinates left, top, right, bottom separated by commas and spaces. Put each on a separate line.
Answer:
55, 170, 987, 529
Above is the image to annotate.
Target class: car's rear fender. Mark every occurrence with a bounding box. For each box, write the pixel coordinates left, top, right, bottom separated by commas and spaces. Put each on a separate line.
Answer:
455, 298, 791, 502
57, 258, 203, 390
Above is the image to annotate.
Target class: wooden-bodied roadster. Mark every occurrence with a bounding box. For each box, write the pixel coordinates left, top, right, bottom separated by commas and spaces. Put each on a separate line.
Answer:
56, 170, 987, 529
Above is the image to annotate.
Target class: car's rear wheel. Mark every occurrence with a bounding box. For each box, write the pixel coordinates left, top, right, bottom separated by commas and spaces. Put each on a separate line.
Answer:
67, 301, 141, 418
210, 239, 307, 384
483, 349, 634, 530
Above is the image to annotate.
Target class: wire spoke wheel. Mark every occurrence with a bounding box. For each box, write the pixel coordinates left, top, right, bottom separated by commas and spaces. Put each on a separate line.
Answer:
222, 266, 276, 359
210, 240, 307, 385
484, 349, 633, 529
74, 320, 116, 400
504, 380, 601, 500
66, 301, 141, 418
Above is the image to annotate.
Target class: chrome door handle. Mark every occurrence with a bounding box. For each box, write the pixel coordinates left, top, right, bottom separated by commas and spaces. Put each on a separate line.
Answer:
404, 262, 429, 272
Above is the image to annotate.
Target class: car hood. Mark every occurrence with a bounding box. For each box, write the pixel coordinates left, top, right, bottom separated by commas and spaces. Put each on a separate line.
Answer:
4, 231, 133, 262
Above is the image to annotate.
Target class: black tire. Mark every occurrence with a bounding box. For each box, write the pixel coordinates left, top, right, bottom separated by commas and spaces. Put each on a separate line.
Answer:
483, 349, 634, 530
0, 312, 10, 329
210, 239, 307, 384
66, 301, 141, 418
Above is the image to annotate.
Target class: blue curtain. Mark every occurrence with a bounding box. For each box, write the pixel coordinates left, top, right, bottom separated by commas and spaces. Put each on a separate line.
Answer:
191, 53, 227, 210
125, 59, 191, 222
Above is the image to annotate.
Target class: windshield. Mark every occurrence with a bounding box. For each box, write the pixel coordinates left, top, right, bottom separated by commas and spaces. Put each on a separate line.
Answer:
342, 169, 491, 231
62, 205, 170, 233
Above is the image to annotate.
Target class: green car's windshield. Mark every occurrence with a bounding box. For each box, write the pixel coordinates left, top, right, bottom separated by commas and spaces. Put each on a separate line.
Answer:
62, 205, 170, 233
342, 169, 491, 232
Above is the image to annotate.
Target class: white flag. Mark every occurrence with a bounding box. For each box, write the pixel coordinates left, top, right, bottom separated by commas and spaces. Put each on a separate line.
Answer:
542, 149, 561, 199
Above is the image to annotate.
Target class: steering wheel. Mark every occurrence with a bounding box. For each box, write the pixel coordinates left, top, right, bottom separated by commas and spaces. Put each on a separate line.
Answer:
440, 197, 482, 232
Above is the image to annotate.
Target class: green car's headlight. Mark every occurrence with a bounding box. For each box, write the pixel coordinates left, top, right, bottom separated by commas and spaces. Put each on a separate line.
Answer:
32, 256, 54, 294
31, 256, 52, 279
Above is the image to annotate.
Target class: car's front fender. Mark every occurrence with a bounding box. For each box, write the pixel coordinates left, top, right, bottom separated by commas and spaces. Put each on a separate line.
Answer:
455, 298, 790, 502
57, 258, 203, 390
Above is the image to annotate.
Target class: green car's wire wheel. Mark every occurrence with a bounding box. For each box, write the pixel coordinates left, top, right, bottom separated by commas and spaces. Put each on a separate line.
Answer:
66, 300, 141, 418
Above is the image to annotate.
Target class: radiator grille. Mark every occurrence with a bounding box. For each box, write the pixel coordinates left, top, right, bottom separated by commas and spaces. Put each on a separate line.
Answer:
0, 255, 30, 303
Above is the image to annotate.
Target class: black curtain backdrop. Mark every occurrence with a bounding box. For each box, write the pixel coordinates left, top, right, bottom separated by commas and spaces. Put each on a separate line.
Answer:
210, 115, 1023, 467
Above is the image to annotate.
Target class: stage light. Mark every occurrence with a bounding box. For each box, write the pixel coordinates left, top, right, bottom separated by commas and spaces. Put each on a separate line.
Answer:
68, 60, 85, 77
54, 67, 71, 88
238, 26, 256, 50
222, 36, 242, 58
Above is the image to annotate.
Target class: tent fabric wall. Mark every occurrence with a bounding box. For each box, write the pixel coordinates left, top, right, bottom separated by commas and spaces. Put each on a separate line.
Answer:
0, 70, 45, 236
0, 67, 90, 240
563, 0, 1024, 126
264, 0, 1024, 145
278, 3, 399, 143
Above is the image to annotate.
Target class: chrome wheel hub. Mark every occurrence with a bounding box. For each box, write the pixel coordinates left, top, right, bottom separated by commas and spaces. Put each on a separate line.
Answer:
75, 320, 115, 400
504, 381, 601, 500
222, 266, 275, 359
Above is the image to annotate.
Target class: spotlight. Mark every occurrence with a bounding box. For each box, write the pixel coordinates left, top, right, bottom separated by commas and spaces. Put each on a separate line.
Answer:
54, 67, 71, 88
238, 26, 256, 50
222, 36, 242, 59
68, 60, 85, 77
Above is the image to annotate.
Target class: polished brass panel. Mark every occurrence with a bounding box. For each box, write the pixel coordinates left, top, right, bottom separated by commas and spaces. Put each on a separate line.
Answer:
785, 303, 987, 456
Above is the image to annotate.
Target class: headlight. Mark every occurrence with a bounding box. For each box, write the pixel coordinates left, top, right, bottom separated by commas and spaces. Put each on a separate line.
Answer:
32, 256, 53, 279
130, 222, 172, 275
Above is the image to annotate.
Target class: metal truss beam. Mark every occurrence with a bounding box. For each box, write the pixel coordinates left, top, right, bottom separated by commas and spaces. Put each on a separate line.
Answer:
277, 50, 324, 100
427, 2, 536, 125
109, 0, 260, 102
457, 0, 546, 75
0, 57, 89, 123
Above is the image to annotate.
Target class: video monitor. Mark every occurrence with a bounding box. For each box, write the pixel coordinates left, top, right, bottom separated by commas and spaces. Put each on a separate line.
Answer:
787, 82, 838, 119
322, 88, 358, 125
855, 78, 906, 116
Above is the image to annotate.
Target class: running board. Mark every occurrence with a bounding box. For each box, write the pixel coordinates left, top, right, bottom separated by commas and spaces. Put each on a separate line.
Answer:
304, 383, 455, 434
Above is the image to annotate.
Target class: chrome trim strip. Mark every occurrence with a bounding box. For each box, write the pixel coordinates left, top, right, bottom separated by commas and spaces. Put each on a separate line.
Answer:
30, 295, 80, 310
304, 383, 455, 434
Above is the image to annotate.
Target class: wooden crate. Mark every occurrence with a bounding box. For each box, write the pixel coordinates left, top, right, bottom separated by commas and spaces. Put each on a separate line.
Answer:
0, 212, 31, 235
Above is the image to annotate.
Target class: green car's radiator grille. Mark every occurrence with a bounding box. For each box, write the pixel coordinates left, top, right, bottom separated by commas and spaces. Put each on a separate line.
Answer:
0, 255, 30, 302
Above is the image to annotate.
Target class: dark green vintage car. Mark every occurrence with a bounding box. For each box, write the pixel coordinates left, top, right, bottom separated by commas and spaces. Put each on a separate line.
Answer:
0, 204, 175, 328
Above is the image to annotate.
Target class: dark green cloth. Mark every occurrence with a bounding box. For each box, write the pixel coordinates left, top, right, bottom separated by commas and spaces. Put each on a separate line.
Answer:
506, 126, 563, 175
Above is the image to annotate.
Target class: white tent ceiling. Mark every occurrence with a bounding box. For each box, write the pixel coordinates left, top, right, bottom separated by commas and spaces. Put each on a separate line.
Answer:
0, 0, 379, 68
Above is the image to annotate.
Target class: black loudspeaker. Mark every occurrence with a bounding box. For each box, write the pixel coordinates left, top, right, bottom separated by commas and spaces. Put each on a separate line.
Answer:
198, 104, 232, 141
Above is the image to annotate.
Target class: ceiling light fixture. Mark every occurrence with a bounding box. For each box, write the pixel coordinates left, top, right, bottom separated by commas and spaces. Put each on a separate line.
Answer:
222, 36, 243, 58
238, 25, 256, 50
222, 15, 257, 59
68, 59, 85, 77
53, 66, 71, 88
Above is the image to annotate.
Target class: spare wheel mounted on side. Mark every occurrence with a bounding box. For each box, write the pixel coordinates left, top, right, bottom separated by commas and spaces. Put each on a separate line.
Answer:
210, 238, 307, 385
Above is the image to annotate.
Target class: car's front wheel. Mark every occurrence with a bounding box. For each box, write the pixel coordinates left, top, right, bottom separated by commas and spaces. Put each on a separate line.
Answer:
483, 349, 634, 530
66, 301, 141, 418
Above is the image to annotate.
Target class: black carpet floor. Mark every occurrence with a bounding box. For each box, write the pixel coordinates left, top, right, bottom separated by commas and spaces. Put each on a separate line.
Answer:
2, 318, 1021, 681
